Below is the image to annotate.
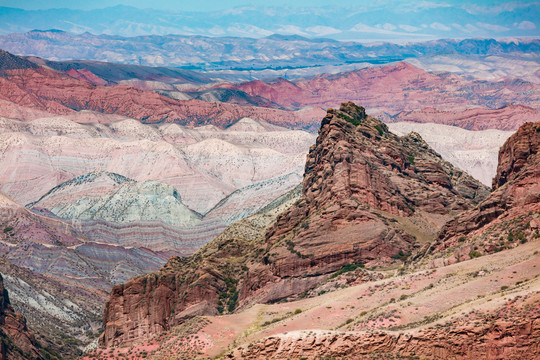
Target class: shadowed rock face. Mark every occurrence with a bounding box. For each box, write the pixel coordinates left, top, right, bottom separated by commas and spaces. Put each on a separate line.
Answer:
434, 121, 540, 259
0, 273, 45, 360
100, 102, 488, 348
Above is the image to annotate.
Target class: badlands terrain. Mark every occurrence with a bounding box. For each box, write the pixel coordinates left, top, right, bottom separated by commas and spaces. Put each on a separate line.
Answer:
88, 103, 540, 359
0, 28, 538, 359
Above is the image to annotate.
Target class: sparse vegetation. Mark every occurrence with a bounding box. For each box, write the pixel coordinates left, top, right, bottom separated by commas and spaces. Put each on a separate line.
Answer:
337, 112, 361, 126
329, 262, 365, 279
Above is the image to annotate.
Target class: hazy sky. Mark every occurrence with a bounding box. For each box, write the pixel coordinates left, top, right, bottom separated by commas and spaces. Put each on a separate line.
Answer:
2, 0, 536, 12
0, 0, 537, 41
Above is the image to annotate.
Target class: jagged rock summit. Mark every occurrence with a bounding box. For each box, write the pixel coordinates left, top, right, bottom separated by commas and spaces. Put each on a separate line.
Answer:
100, 102, 489, 347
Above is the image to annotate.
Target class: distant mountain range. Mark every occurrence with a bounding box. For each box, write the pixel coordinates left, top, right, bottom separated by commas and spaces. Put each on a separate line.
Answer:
0, 3, 538, 41
0, 30, 538, 70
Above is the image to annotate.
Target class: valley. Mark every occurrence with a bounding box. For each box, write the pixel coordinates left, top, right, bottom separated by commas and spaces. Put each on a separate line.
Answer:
0, 7, 538, 358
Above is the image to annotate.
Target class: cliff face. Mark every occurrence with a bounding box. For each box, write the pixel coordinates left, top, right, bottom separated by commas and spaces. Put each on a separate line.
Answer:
493, 122, 540, 188
434, 121, 540, 259
0, 274, 45, 360
101, 103, 489, 347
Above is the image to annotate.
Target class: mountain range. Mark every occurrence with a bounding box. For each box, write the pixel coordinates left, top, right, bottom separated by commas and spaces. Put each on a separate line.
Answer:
0, 26, 538, 359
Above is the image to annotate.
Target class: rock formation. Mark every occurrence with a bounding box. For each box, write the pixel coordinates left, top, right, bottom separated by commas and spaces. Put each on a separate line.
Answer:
432, 121, 540, 261
100, 103, 489, 347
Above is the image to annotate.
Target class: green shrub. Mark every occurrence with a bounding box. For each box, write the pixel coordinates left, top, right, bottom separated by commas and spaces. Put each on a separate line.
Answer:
3, 227, 13, 233
469, 250, 482, 258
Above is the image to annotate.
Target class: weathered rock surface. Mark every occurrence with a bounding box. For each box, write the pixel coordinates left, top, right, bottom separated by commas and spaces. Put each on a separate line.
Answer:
0, 273, 46, 360
433, 121, 540, 260
100, 103, 489, 347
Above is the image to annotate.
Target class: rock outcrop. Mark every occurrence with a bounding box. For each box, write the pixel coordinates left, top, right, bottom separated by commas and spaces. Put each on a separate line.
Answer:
0, 273, 47, 360
228, 308, 540, 360
433, 121, 540, 259
100, 103, 489, 347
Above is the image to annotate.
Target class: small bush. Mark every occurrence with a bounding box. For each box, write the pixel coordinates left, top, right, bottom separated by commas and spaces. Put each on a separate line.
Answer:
3, 227, 13, 233
407, 155, 415, 165
458, 236, 466, 243
469, 250, 482, 258
294, 309, 302, 315
501, 286, 509, 291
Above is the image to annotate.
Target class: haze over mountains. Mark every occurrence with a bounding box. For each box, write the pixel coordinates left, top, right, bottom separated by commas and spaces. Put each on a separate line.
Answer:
0, 2, 538, 40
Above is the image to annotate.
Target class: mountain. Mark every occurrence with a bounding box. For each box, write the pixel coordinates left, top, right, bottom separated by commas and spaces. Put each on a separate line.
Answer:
383, 104, 540, 131
0, 52, 324, 130
28, 172, 203, 228
221, 62, 540, 119
90, 107, 540, 360
99, 102, 489, 347
0, 50, 537, 133
0, 28, 538, 69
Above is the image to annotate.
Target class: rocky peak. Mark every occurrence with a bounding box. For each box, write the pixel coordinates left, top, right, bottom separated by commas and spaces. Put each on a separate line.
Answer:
100, 103, 489, 348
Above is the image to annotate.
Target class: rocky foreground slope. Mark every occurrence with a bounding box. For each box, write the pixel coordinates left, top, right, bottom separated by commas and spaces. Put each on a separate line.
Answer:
100, 102, 489, 347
